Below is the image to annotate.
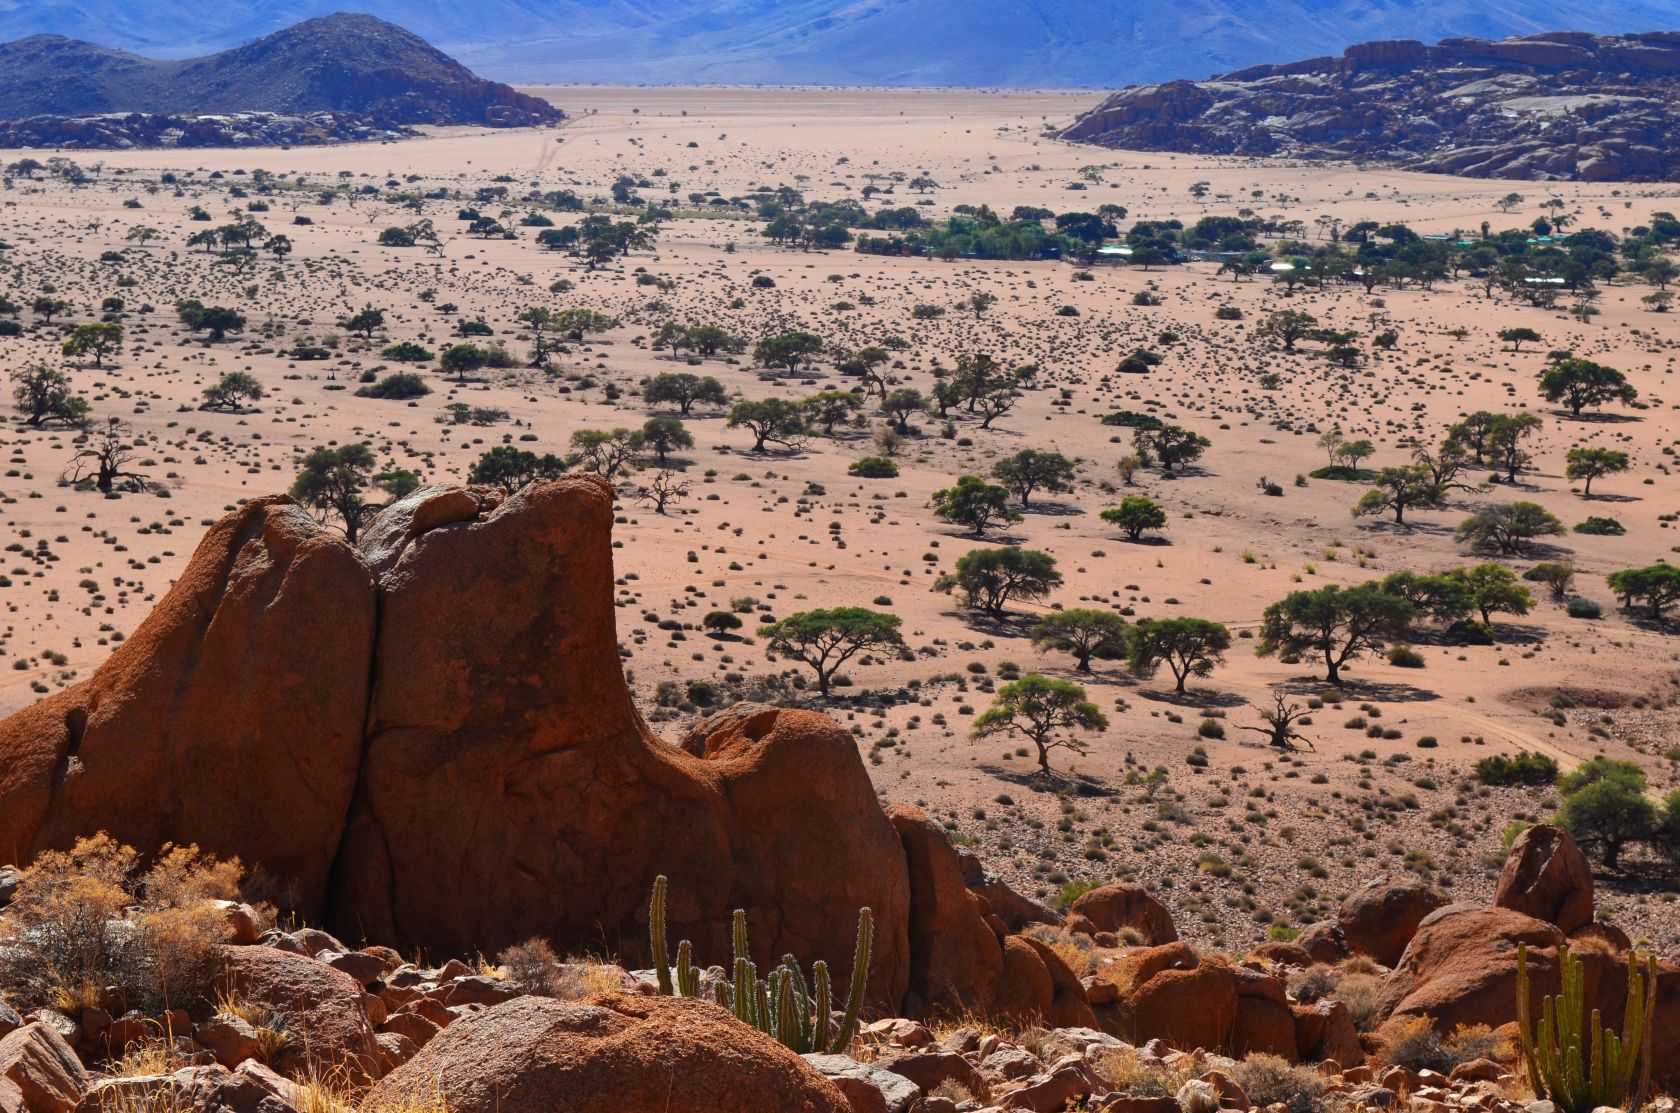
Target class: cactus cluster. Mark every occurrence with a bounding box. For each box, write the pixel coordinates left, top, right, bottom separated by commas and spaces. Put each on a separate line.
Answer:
1517, 942, 1656, 1113
648, 875, 873, 1055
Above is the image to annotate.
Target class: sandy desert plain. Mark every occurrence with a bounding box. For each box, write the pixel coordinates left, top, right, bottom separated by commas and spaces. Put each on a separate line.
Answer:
2, 85, 1678, 953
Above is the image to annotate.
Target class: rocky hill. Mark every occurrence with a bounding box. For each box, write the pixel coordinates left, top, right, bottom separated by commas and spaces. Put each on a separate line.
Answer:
0, 14, 559, 134
1061, 31, 1680, 181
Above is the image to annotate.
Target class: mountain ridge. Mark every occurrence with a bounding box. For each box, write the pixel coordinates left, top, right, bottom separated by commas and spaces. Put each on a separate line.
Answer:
0, 13, 560, 125
4, 1, 1680, 87
1061, 29, 1680, 181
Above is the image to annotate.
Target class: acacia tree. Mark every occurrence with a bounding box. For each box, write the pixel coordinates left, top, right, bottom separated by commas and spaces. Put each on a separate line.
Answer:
754, 331, 824, 373
290, 443, 376, 541
1127, 617, 1232, 693
931, 476, 1019, 536
1133, 424, 1210, 474
1257, 582, 1414, 685
343, 307, 385, 339
1450, 563, 1534, 626
1498, 327, 1541, 352
201, 371, 265, 411
440, 343, 490, 383
1354, 465, 1436, 524
1258, 309, 1318, 352
802, 391, 863, 435
61, 323, 123, 367
11, 364, 88, 427
1606, 564, 1680, 620
971, 674, 1107, 775
728, 398, 807, 453
1101, 496, 1167, 541
992, 449, 1075, 507
880, 388, 927, 433
469, 446, 566, 493
639, 417, 692, 465
570, 428, 643, 479
1487, 413, 1544, 481
1538, 358, 1637, 417
934, 546, 1060, 617
1564, 447, 1629, 496
758, 607, 905, 696
1030, 609, 1129, 672
1455, 502, 1564, 554
645, 372, 728, 415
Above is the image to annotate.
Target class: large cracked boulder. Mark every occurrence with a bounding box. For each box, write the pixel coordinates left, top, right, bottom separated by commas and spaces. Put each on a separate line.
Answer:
367, 993, 851, 1113
0, 497, 375, 919
1494, 824, 1594, 934
1066, 883, 1177, 945
328, 481, 911, 1007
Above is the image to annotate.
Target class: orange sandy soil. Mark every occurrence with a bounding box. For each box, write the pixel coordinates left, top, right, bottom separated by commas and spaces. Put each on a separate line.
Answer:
2, 86, 1677, 952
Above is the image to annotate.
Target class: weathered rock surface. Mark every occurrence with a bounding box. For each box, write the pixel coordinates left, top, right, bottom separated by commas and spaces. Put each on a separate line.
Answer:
214, 945, 381, 1083
1063, 31, 1680, 181
368, 994, 852, 1113
1494, 824, 1595, 934
1337, 875, 1446, 967
1066, 884, 1177, 946
0, 497, 375, 921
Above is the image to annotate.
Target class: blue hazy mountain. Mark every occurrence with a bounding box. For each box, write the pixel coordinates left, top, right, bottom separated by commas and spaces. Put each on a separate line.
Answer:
3, 0, 1678, 85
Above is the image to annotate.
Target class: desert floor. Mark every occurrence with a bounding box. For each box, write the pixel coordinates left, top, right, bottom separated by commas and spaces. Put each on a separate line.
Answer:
2, 86, 1678, 952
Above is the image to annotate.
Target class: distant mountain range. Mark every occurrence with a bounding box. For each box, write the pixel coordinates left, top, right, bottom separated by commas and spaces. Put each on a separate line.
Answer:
3, 1, 1680, 86
0, 14, 559, 125
1062, 30, 1680, 181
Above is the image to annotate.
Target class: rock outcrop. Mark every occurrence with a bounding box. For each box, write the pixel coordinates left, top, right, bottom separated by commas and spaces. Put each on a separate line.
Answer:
0, 498, 375, 921
1062, 31, 1680, 181
367, 994, 852, 1113
1494, 824, 1595, 934
1335, 876, 1447, 968
0, 480, 949, 1017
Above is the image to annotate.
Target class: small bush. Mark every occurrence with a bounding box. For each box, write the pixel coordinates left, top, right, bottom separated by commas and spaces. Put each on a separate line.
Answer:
848, 456, 899, 478
1475, 751, 1559, 787
0, 835, 244, 1014
1377, 1016, 1508, 1073
1387, 644, 1425, 668
1573, 516, 1624, 536
1565, 597, 1602, 619
355, 373, 430, 400
1234, 1053, 1326, 1113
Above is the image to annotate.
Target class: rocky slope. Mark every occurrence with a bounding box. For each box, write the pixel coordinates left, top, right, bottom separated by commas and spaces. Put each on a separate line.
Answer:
0, 14, 559, 134
1062, 31, 1680, 181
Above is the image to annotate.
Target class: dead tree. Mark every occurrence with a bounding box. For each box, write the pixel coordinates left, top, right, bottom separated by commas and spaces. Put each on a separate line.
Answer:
1237, 692, 1317, 752
66, 417, 149, 493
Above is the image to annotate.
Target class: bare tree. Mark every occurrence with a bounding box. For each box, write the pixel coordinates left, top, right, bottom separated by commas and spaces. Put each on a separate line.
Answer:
636, 469, 690, 515
66, 417, 149, 493
1236, 693, 1316, 752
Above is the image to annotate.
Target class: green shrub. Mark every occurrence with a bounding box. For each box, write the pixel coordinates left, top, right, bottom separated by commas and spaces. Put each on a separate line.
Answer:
1572, 516, 1624, 536
1475, 751, 1559, 787
1387, 644, 1425, 668
1565, 597, 1603, 619
848, 456, 899, 478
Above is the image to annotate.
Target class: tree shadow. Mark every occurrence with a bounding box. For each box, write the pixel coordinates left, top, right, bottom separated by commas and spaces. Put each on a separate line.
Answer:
1356, 519, 1457, 538
976, 764, 1117, 797
1136, 687, 1249, 709
1559, 410, 1642, 425
1021, 500, 1084, 517
1578, 492, 1639, 504
944, 608, 1040, 639
1273, 677, 1441, 702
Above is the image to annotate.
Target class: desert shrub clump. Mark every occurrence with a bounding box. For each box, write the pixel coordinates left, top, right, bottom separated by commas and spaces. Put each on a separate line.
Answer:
1474, 751, 1559, 787
1377, 1016, 1507, 1073
0, 834, 247, 1013
1233, 1053, 1327, 1113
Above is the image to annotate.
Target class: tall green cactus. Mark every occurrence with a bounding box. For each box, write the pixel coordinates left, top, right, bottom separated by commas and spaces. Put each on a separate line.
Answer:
647, 876, 873, 1055
1517, 942, 1656, 1113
